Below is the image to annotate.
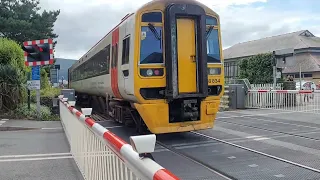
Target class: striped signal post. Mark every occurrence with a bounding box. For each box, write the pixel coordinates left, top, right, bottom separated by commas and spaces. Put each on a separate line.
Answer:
22, 38, 54, 119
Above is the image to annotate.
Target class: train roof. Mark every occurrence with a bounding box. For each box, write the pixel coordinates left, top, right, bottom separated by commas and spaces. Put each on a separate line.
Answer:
136, 0, 219, 17
69, 12, 135, 70
69, 0, 219, 71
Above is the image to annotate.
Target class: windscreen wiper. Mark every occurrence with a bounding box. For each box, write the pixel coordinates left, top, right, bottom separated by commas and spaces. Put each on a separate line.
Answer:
148, 23, 161, 40
206, 26, 213, 39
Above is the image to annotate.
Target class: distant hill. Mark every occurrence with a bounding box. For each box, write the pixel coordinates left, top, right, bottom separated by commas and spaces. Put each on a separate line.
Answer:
54, 58, 77, 82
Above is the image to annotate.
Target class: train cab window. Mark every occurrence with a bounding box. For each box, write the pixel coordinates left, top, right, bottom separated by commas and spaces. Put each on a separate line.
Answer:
142, 12, 162, 23
140, 26, 163, 64
122, 36, 130, 65
206, 16, 220, 63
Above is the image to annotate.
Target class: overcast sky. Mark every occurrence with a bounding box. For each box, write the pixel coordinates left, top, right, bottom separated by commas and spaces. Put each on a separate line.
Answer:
39, 0, 320, 60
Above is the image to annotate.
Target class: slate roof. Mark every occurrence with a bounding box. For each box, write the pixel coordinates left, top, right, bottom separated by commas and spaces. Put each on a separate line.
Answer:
223, 30, 320, 60
282, 53, 320, 73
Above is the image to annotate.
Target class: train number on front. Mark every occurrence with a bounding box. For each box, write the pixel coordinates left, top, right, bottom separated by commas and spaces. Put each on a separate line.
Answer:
208, 79, 220, 83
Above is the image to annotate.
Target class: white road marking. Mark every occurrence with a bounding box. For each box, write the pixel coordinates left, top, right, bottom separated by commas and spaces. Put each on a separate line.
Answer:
1, 119, 9, 121
253, 137, 270, 141
0, 156, 73, 162
103, 126, 123, 129
274, 174, 285, 178
41, 127, 63, 130
0, 152, 71, 159
228, 156, 236, 159
248, 164, 258, 167
246, 136, 261, 139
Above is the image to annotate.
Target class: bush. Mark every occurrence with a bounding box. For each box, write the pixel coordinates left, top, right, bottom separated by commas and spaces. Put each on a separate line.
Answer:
40, 68, 50, 89
238, 53, 274, 84
0, 65, 27, 111
0, 38, 28, 112
14, 103, 59, 121
0, 37, 28, 72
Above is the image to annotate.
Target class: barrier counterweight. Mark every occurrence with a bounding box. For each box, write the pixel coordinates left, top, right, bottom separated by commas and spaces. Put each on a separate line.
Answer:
59, 99, 179, 180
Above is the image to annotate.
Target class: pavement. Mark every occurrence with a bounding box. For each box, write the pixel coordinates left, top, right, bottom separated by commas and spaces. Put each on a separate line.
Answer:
0, 119, 83, 180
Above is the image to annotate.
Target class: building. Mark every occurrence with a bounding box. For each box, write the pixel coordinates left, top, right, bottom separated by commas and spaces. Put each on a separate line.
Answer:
54, 58, 77, 84
223, 30, 320, 83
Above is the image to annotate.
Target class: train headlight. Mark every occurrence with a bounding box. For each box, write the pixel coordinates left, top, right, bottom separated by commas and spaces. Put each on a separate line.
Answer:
207, 68, 221, 75
146, 69, 153, 76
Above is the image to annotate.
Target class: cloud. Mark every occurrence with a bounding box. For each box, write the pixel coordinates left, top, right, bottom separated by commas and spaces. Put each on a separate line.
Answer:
39, 0, 318, 59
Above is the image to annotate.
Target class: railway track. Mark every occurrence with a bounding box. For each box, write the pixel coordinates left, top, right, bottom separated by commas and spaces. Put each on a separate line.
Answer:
156, 140, 235, 180
190, 131, 320, 174
85, 110, 320, 179
89, 111, 234, 179
217, 119, 320, 141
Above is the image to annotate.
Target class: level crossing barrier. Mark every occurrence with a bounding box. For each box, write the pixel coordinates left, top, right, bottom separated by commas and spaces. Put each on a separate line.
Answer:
58, 96, 179, 180
246, 90, 320, 114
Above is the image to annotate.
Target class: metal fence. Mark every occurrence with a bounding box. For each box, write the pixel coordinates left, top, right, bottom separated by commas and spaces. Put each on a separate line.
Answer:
250, 83, 283, 90
59, 97, 179, 180
246, 90, 320, 114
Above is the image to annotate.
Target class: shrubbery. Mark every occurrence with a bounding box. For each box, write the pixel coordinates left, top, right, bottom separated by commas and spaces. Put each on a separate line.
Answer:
238, 53, 274, 84
0, 38, 27, 111
0, 37, 60, 121
14, 103, 59, 121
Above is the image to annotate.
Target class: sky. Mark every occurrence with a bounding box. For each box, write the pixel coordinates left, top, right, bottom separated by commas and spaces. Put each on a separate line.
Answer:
39, 0, 320, 60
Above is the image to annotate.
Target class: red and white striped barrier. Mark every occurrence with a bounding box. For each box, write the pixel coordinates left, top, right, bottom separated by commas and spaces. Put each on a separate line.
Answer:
59, 98, 179, 180
248, 89, 320, 94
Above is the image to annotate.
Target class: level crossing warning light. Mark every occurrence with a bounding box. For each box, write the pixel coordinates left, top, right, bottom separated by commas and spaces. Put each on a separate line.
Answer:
22, 38, 54, 66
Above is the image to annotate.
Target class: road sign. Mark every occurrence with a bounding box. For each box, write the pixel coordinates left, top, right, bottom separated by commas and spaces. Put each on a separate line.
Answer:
27, 80, 40, 90
22, 38, 54, 66
32, 66, 40, 80
50, 69, 58, 83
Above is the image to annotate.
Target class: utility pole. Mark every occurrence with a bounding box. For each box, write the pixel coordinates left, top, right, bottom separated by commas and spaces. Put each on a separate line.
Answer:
272, 51, 277, 90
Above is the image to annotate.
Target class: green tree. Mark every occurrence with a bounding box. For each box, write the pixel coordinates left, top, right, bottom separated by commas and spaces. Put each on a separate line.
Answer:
40, 67, 49, 89
0, 38, 27, 111
0, 37, 27, 71
238, 53, 274, 84
0, 0, 60, 45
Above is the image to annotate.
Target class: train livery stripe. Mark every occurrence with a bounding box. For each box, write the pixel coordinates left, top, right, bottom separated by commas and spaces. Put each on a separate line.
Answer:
111, 28, 122, 98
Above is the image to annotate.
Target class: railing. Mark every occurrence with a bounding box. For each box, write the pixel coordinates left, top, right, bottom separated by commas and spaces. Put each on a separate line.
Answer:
246, 90, 320, 114
219, 85, 229, 111
59, 96, 179, 180
250, 83, 283, 90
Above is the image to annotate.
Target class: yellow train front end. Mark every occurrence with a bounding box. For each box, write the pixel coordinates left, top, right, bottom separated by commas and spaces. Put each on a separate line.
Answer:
133, 0, 224, 134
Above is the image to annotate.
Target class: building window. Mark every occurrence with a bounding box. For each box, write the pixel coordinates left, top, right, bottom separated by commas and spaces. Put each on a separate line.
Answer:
122, 36, 130, 65
304, 73, 312, 78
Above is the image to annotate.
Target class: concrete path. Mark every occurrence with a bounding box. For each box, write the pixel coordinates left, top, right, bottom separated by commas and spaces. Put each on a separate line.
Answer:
0, 119, 83, 180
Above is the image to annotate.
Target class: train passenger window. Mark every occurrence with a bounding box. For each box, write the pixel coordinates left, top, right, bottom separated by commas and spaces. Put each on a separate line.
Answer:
140, 26, 163, 64
142, 12, 162, 23
106, 45, 111, 74
206, 16, 220, 63
122, 36, 130, 65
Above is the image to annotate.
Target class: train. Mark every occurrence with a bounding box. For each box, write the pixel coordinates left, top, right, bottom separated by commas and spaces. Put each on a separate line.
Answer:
68, 0, 224, 134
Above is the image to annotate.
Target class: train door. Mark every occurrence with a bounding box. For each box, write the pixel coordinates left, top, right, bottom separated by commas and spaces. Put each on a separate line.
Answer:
111, 28, 122, 98
176, 18, 197, 93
